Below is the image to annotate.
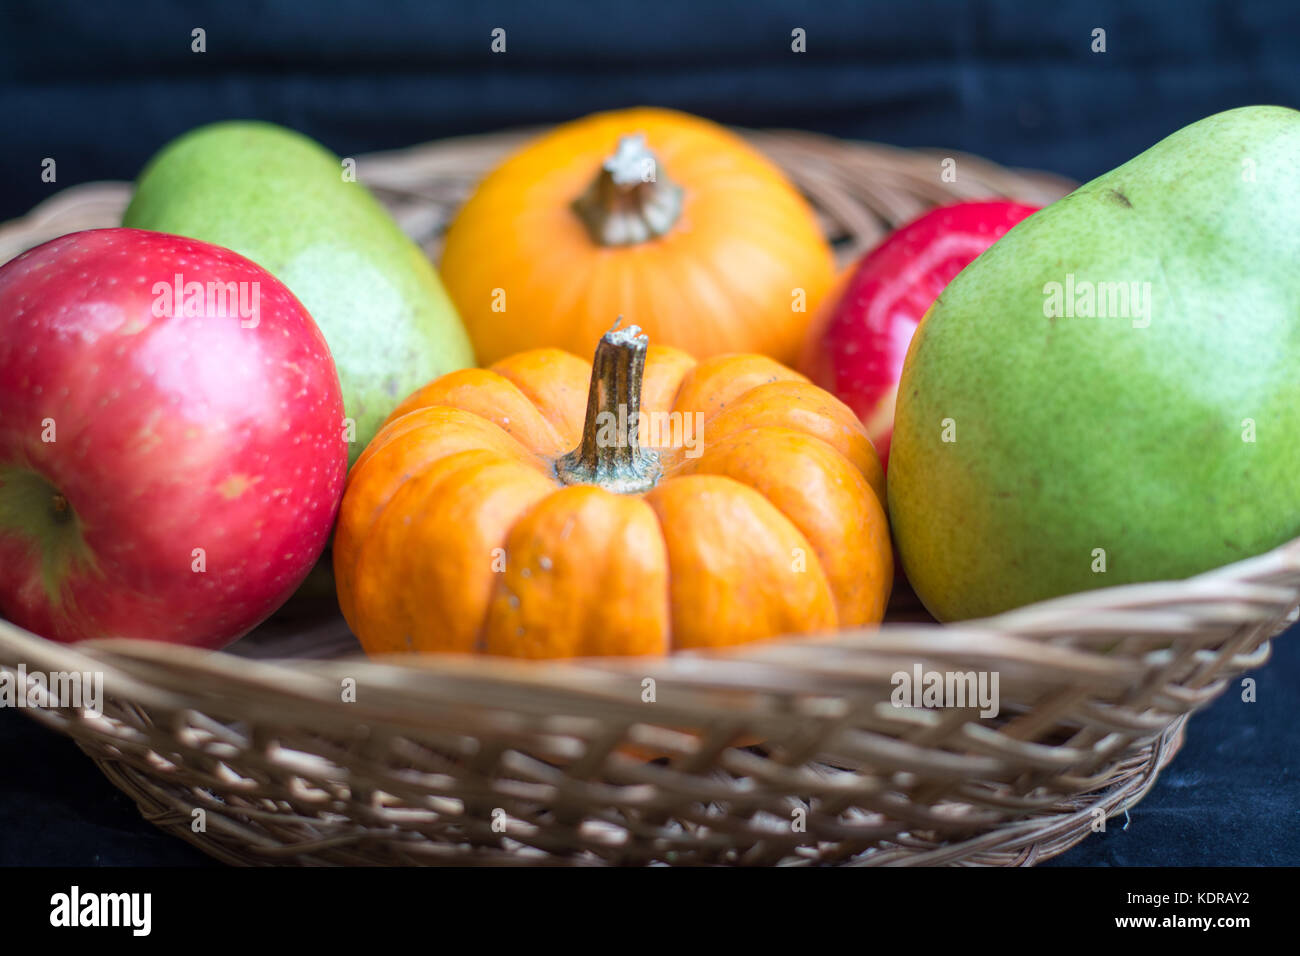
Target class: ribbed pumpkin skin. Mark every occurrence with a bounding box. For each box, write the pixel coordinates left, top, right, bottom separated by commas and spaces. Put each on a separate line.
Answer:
439, 108, 837, 366
334, 346, 891, 659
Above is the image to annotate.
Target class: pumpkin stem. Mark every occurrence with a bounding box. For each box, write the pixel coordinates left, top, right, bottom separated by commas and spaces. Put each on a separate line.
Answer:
556, 321, 663, 494
571, 134, 684, 246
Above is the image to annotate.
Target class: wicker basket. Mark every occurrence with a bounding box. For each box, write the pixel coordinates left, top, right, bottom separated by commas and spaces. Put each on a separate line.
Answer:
0, 127, 1292, 867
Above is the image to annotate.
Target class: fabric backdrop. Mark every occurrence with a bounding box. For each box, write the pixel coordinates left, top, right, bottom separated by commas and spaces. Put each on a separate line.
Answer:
4, 0, 1300, 222
0, 0, 1298, 866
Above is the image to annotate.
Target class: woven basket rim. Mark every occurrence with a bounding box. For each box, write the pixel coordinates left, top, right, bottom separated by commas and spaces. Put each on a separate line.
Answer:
1, 526, 1294, 728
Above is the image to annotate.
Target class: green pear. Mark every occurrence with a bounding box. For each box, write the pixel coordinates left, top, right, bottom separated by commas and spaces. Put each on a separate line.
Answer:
123, 121, 475, 465
888, 105, 1300, 621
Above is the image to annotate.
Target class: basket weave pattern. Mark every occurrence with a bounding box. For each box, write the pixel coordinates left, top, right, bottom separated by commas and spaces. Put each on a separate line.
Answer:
0, 128, 1290, 866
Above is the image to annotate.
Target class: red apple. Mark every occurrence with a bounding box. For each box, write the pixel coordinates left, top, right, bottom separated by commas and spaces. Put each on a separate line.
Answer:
0, 228, 346, 647
800, 200, 1039, 470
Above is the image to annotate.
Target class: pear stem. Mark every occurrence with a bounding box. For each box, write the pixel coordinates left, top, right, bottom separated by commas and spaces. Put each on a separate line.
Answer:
555, 322, 662, 494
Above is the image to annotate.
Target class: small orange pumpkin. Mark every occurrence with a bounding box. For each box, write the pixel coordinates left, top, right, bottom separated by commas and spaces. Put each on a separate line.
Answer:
335, 325, 891, 659
439, 107, 836, 366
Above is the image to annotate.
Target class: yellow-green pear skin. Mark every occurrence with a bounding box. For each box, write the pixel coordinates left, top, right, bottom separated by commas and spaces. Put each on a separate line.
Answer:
123, 121, 475, 465
888, 106, 1300, 622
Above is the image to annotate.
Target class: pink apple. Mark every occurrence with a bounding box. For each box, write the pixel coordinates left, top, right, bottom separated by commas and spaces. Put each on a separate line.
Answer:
0, 228, 346, 647
800, 200, 1039, 470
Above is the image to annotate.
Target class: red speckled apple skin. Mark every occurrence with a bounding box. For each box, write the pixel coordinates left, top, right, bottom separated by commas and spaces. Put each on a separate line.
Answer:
800, 200, 1039, 470
0, 228, 346, 647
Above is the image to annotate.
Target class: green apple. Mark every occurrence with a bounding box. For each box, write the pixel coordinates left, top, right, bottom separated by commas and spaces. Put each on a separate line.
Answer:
124, 121, 475, 465
889, 105, 1300, 621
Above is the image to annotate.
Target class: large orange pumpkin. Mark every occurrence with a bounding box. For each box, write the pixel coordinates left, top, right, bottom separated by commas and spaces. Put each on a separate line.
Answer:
439, 108, 837, 366
335, 325, 891, 658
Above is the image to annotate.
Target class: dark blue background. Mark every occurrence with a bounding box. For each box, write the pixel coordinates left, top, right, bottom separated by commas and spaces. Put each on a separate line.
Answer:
1, 0, 1298, 866
4, 0, 1300, 221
